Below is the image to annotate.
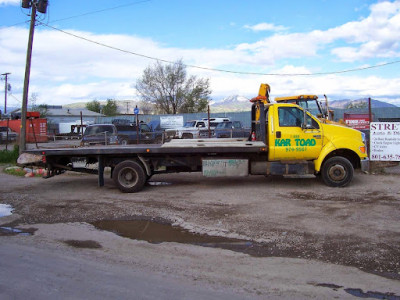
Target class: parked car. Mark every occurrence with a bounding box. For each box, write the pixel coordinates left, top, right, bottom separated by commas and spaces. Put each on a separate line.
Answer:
116, 122, 163, 145
80, 124, 119, 146
213, 121, 251, 138
80, 123, 163, 146
0, 126, 18, 143
166, 118, 230, 139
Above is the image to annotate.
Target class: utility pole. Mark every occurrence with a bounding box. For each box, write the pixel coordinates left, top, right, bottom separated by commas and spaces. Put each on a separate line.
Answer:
1, 72, 10, 114
20, 0, 48, 153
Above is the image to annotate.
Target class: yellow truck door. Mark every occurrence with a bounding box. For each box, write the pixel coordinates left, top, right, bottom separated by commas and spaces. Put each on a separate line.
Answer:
269, 105, 323, 161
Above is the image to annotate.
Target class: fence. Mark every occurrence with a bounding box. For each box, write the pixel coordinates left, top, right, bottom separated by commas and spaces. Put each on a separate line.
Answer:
95, 107, 400, 128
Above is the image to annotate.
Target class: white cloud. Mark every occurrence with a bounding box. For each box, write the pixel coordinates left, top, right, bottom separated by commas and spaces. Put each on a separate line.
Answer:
2, 1, 400, 107
243, 23, 288, 32
237, 1, 400, 63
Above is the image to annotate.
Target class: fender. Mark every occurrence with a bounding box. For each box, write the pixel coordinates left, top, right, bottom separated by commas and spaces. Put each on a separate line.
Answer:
314, 137, 363, 172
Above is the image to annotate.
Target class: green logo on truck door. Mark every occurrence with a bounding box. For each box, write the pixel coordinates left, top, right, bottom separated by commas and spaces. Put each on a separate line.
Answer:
294, 138, 316, 146
275, 139, 291, 147
275, 138, 316, 149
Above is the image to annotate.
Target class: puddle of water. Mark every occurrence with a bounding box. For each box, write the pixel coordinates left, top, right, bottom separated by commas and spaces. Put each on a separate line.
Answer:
0, 204, 13, 218
147, 181, 172, 186
344, 288, 400, 300
91, 219, 252, 251
0, 227, 32, 236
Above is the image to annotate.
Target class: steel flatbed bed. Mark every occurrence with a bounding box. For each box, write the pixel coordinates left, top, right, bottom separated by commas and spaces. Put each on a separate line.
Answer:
19, 139, 270, 192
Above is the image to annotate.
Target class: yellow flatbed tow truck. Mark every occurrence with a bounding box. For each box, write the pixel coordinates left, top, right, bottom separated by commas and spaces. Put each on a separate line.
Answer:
18, 84, 369, 192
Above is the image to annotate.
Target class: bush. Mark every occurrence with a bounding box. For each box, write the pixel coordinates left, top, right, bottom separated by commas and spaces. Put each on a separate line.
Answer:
0, 145, 19, 164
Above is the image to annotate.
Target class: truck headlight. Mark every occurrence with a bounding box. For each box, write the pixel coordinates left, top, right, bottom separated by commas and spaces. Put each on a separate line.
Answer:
360, 131, 367, 154
361, 132, 366, 144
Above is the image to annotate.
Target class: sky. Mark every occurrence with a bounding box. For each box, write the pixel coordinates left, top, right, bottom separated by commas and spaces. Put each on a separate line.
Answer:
1, 0, 400, 112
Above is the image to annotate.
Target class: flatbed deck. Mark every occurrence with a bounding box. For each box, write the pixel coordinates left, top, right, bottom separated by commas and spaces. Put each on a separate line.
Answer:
24, 139, 267, 156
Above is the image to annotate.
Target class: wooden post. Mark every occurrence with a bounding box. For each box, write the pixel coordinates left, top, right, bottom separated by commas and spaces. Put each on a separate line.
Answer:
98, 156, 104, 187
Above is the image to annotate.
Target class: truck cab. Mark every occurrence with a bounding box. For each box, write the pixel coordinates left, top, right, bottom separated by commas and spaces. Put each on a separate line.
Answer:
116, 122, 163, 145
274, 94, 337, 124
251, 100, 369, 186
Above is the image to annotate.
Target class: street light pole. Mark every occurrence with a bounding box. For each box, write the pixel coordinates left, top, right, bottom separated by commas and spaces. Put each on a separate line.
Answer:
1, 72, 10, 114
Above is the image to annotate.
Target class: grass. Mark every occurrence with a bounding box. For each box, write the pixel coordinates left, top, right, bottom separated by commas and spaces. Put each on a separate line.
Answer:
0, 145, 19, 164
3, 167, 27, 177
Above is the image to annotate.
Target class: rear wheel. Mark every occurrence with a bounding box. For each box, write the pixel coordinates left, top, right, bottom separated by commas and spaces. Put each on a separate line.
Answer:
112, 160, 146, 193
321, 156, 354, 187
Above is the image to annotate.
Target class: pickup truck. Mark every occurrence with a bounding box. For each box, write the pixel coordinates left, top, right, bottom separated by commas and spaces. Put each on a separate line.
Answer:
0, 126, 18, 143
116, 123, 163, 145
166, 118, 230, 139
213, 121, 251, 138
80, 123, 163, 146
18, 83, 369, 193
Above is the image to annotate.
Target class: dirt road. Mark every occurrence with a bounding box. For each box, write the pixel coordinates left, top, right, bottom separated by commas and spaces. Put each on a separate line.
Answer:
1, 166, 400, 299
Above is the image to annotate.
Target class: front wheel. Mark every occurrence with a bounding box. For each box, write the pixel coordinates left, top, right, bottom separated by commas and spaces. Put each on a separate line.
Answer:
321, 156, 354, 187
112, 160, 146, 193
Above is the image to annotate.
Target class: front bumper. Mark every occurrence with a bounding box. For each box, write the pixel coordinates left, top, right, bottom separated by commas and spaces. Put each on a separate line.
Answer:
361, 158, 370, 172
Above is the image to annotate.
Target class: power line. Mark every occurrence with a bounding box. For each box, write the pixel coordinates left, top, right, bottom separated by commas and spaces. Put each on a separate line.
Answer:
48, 0, 151, 24
0, 0, 150, 30
38, 21, 400, 77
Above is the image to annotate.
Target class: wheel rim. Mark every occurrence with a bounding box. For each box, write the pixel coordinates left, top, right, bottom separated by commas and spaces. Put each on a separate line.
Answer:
328, 164, 346, 182
118, 167, 139, 188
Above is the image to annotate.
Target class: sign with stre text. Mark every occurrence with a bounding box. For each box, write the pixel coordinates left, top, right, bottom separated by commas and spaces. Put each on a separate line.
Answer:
370, 122, 400, 161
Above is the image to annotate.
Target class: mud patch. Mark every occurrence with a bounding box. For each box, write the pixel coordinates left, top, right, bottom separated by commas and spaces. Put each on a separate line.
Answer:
63, 239, 102, 249
288, 191, 398, 203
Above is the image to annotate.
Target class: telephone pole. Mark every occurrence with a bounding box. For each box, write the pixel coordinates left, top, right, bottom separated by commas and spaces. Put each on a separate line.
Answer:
20, 0, 48, 153
1, 72, 10, 114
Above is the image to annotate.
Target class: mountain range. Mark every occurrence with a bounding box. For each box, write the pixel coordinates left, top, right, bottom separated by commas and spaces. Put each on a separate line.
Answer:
210, 95, 397, 112
3, 96, 396, 115
328, 98, 397, 109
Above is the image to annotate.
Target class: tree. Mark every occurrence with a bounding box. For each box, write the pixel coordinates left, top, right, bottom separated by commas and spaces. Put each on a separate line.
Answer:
135, 59, 211, 114
102, 99, 118, 116
86, 100, 101, 113
36, 104, 48, 118
29, 92, 39, 110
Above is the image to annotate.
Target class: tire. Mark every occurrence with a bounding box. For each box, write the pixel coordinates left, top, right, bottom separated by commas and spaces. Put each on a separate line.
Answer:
321, 156, 354, 187
112, 160, 146, 193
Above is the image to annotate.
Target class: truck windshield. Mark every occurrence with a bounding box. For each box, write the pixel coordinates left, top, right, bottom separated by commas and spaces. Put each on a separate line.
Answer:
296, 100, 323, 117
140, 124, 151, 132
84, 125, 114, 135
216, 122, 232, 129
184, 121, 196, 127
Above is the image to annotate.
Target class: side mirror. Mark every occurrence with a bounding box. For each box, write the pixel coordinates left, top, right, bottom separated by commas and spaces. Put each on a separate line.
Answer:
302, 109, 313, 130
